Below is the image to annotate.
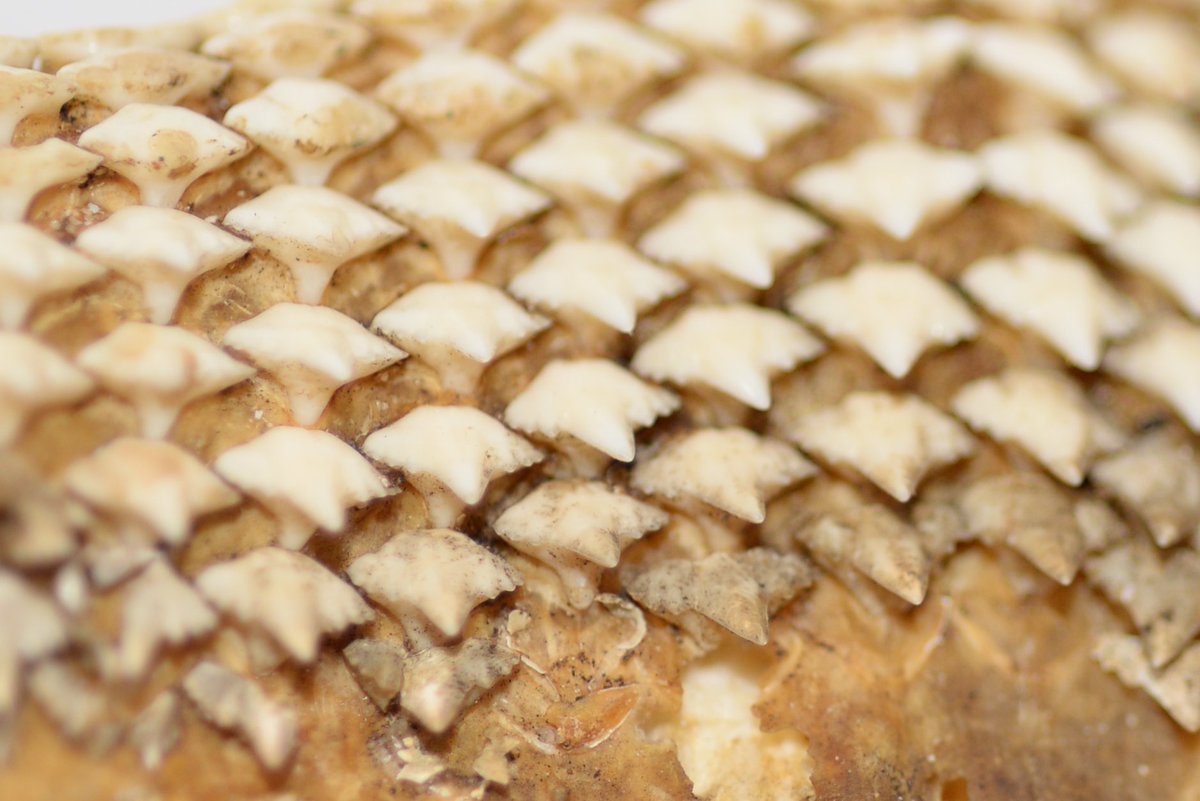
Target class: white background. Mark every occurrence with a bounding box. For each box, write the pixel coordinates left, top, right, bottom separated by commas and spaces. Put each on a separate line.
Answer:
7, 1, 230, 38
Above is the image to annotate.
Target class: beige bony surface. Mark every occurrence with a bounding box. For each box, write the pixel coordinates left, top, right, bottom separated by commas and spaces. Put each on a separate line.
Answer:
3, 1, 1200, 800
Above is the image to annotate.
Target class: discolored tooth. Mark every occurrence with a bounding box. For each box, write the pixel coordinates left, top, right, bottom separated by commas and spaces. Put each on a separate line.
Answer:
0, 65, 75, 145
0, 223, 106, 329
789, 139, 981, 241
512, 12, 684, 116
200, 11, 371, 81
399, 639, 518, 734
224, 78, 396, 186
223, 303, 405, 425
347, 528, 521, 641
0, 139, 102, 222
362, 405, 541, 527
1095, 635, 1200, 733
0, 570, 67, 715
978, 129, 1141, 243
509, 121, 684, 236
182, 661, 297, 771
640, 0, 814, 63
115, 559, 217, 680
952, 368, 1124, 485
343, 638, 407, 712
376, 50, 548, 159
1092, 431, 1200, 549
792, 16, 970, 136
1106, 202, 1200, 318
74, 206, 252, 324
64, 438, 240, 545
790, 261, 978, 378
371, 282, 547, 395
509, 238, 686, 333
57, 47, 230, 111
76, 103, 251, 208
1103, 319, 1200, 433
0, 332, 93, 445
371, 159, 549, 279
1087, 10, 1200, 103
493, 479, 668, 608
77, 322, 256, 437
632, 304, 823, 411
196, 547, 373, 664
223, 185, 406, 304
1092, 104, 1200, 197
624, 548, 813, 646
789, 392, 975, 503
961, 248, 1138, 371
213, 426, 389, 550
639, 71, 822, 173
632, 428, 814, 524
640, 188, 825, 295
504, 359, 679, 463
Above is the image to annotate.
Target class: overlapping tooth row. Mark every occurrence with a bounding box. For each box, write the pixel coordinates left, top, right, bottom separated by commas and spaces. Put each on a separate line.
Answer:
4, 0, 1200, 792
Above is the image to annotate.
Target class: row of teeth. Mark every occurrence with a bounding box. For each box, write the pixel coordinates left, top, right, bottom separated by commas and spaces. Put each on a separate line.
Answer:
4, 0, 1200, 785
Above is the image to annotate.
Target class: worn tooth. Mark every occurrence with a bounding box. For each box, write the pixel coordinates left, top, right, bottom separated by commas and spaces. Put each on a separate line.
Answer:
1087, 10, 1200, 103
74, 206, 252, 325
508, 238, 686, 333
1092, 431, 1200, 549
639, 71, 823, 168
789, 260, 979, 378
200, 11, 371, 81
213, 426, 389, 550
1103, 319, 1200, 433
1095, 635, 1200, 733
182, 660, 298, 771
343, 638, 407, 712
792, 16, 971, 136
0, 456, 77, 570
978, 129, 1141, 243
362, 405, 542, 526
0, 332, 94, 445
0, 38, 38, 69
76, 104, 251, 208
0, 65, 75, 145
0, 570, 68, 715
504, 359, 679, 463
37, 24, 202, 73
372, 159, 549, 279
512, 12, 684, 115
624, 548, 813, 646
350, 0, 519, 50
57, 47, 230, 111
632, 304, 823, 412
632, 428, 815, 524
789, 139, 982, 241
82, 542, 158, 590
493, 479, 668, 607
790, 392, 975, 503
347, 528, 521, 640
223, 303, 405, 426
400, 639, 518, 734
116, 559, 217, 680
1088, 542, 1200, 670
0, 223, 106, 329
223, 185, 406, 304
509, 121, 685, 237
1106, 201, 1200, 318
128, 690, 181, 771
64, 438, 240, 545
77, 323, 256, 437
970, 22, 1117, 115
961, 248, 1139, 371
640, 0, 814, 63
224, 78, 396, 186
197, 547, 373, 664
963, 0, 1102, 23
376, 50, 548, 159
371, 282, 547, 395
953, 368, 1124, 485
1092, 104, 1200, 197
0, 139, 103, 222
641, 189, 826, 293
27, 662, 109, 746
